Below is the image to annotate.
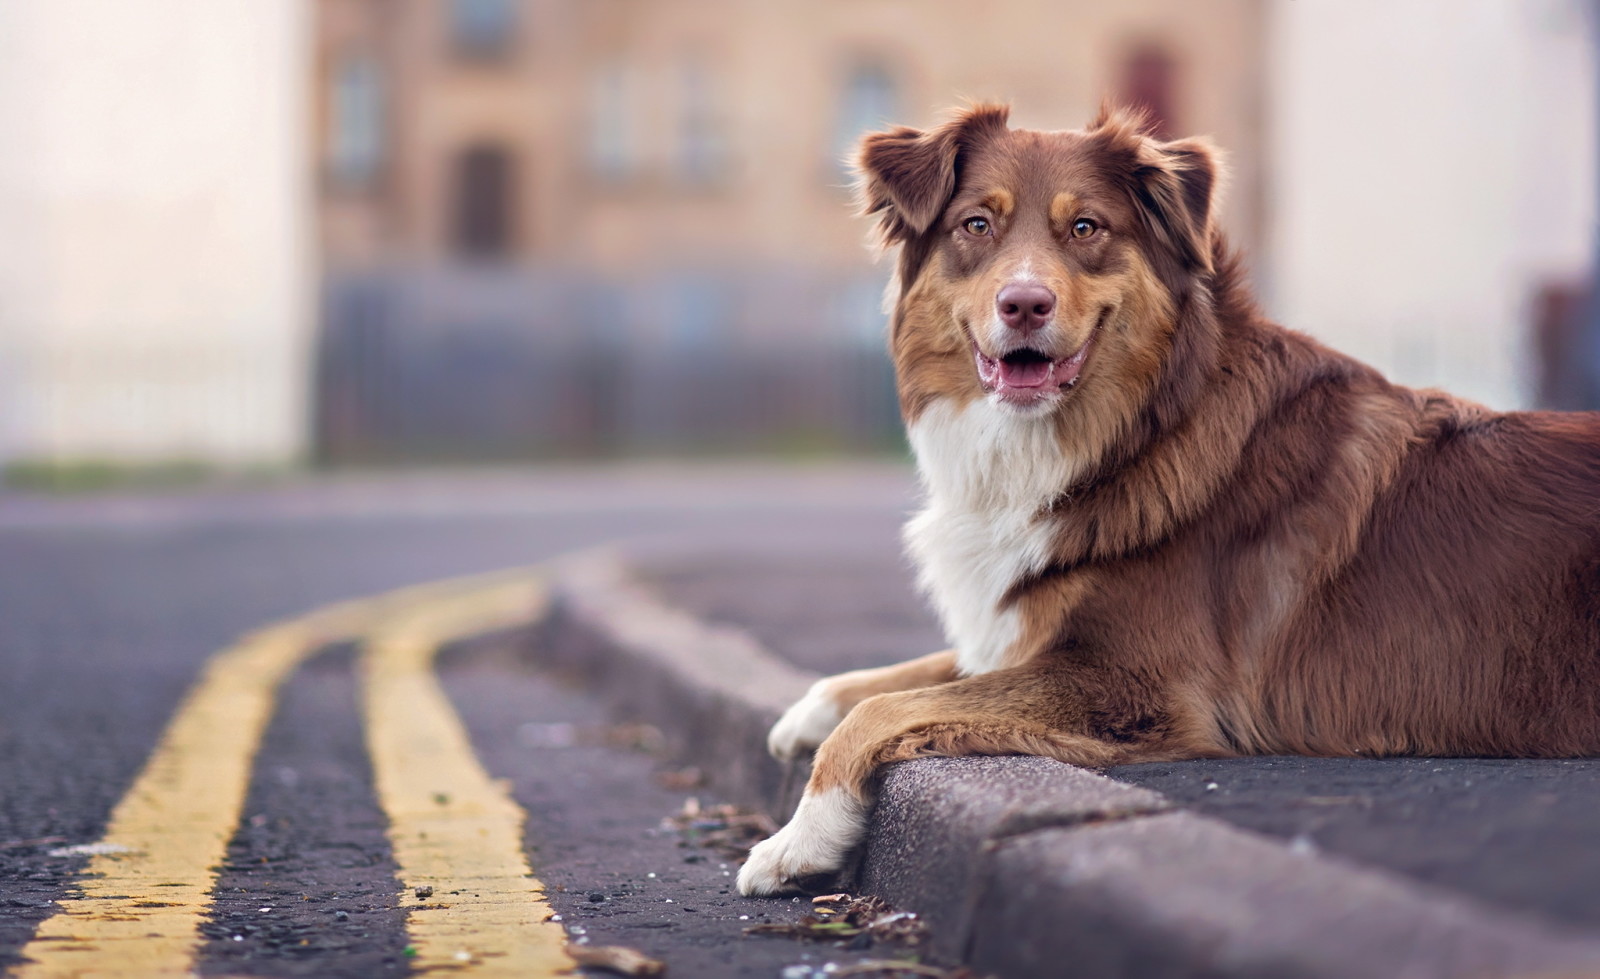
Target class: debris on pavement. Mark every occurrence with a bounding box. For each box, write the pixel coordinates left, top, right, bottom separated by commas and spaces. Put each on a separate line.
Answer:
778, 960, 985, 979
46, 841, 133, 858
655, 766, 706, 790
518, 721, 667, 753
0, 835, 67, 850
603, 723, 667, 753
567, 942, 667, 976
663, 797, 777, 861
746, 894, 928, 949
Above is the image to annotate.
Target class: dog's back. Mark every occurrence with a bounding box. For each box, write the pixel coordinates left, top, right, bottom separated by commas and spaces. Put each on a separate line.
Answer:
1269, 391, 1600, 757
1085, 305, 1600, 759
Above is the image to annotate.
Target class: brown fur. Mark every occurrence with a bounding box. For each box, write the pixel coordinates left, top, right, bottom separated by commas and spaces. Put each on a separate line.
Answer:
813, 649, 961, 712
809, 103, 1600, 806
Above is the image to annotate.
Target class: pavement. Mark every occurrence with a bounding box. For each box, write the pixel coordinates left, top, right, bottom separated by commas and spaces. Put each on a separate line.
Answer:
4, 463, 1600, 978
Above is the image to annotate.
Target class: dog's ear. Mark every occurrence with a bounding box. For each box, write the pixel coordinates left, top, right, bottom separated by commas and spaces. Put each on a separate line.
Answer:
1139, 136, 1223, 274
856, 103, 1011, 245
1089, 103, 1223, 274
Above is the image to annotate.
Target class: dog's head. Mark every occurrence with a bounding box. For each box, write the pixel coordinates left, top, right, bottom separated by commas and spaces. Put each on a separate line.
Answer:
857, 103, 1223, 424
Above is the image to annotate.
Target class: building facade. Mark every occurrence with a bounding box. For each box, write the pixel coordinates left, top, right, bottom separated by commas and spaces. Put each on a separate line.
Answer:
314, 0, 1268, 273
311, 0, 1270, 459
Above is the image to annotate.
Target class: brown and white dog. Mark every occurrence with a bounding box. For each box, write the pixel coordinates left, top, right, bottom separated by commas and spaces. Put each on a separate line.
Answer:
737, 103, 1600, 896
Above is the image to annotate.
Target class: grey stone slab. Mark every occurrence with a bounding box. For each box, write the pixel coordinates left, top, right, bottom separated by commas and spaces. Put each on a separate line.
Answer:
967, 812, 1600, 979
1111, 754, 1600, 932
858, 756, 1169, 957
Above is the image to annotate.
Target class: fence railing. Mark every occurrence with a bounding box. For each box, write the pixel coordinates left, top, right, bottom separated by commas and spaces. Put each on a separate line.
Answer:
314, 263, 903, 463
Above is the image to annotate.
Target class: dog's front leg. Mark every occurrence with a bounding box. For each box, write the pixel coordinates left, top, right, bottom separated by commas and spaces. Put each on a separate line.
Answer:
767, 648, 959, 760
740, 661, 1127, 896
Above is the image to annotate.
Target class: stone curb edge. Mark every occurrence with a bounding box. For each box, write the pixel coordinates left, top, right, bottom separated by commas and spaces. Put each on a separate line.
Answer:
534, 548, 1600, 979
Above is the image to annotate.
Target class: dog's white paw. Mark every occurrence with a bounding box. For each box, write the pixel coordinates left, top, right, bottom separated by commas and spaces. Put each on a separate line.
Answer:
737, 788, 868, 896
767, 680, 845, 761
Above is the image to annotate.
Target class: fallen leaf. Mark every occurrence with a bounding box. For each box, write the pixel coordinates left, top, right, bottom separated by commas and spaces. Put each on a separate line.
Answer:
0, 836, 66, 851
655, 767, 705, 790
567, 943, 666, 976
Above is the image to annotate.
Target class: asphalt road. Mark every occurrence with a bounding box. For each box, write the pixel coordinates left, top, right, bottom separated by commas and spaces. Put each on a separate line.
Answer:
0, 464, 933, 978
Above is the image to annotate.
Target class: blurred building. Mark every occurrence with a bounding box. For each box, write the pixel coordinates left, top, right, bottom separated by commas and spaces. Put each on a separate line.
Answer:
311, 0, 1269, 461
0, 1, 1591, 475
315, 0, 1267, 273
0, 0, 312, 470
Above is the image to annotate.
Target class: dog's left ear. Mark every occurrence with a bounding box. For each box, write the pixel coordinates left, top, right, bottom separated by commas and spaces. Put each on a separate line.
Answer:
1089, 105, 1224, 275
1139, 137, 1223, 274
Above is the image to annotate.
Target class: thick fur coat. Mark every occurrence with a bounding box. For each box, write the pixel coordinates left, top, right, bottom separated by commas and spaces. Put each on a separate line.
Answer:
739, 104, 1600, 896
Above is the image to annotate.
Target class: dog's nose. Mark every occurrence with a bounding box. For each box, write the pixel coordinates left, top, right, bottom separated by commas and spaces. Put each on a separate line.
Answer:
996, 283, 1056, 333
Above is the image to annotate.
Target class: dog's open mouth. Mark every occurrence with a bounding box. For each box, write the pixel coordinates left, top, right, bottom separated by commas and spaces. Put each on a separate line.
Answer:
973, 335, 1095, 406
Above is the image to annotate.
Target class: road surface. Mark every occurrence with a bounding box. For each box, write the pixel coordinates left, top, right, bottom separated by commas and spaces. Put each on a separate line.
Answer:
0, 465, 926, 978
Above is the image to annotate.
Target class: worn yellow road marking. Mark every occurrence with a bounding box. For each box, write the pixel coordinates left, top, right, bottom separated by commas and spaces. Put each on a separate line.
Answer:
361, 575, 573, 976
13, 618, 355, 979
11, 568, 551, 979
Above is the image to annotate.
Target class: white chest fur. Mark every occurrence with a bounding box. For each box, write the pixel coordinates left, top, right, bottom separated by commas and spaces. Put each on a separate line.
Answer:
904, 398, 1085, 676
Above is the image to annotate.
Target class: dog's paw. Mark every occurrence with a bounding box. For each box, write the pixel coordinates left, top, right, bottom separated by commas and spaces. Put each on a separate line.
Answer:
737, 788, 867, 896
767, 680, 845, 761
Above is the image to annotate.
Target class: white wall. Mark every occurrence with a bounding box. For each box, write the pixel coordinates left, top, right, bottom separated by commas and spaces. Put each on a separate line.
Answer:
0, 0, 312, 466
1264, 0, 1595, 409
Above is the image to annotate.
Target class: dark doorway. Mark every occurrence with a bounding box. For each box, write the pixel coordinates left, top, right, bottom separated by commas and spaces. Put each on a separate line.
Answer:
453, 144, 515, 259
1120, 43, 1178, 140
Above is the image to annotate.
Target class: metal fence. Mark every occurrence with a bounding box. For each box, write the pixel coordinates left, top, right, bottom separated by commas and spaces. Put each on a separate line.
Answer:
313, 264, 903, 463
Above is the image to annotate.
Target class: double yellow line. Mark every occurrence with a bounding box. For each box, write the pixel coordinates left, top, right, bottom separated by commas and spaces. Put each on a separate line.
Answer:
11, 570, 573, 978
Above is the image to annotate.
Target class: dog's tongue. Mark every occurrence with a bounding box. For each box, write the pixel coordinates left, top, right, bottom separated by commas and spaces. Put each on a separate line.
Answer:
999, 358, 1052, 388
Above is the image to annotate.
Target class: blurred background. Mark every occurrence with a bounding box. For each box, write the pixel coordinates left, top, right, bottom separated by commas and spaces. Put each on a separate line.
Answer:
0, 0, 1596, 482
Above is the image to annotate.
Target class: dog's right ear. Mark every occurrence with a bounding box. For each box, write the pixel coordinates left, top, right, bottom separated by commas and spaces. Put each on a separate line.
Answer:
856, 103, 1010, 245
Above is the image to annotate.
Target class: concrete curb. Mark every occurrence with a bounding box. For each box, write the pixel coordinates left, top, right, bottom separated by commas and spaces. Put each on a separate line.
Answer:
538, 549, 1600, 979
865, 760, 1600, 978
539, 549, 815, 814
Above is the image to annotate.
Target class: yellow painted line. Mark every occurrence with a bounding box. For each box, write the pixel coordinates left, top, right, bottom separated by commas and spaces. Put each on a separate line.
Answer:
361, 575, 574, 976
10, 568, 550, 979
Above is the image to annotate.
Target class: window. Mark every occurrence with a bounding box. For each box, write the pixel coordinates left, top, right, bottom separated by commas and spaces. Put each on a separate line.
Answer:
452, 145, 516, 259
832, 62, 899, 175
676, 57, 727, 185
450, 0, 517, 60
329, 54, 384, 186
588, 62, 637, 182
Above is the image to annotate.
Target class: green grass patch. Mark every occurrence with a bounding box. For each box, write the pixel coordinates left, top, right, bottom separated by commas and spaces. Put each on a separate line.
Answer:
2, 458, 288, 494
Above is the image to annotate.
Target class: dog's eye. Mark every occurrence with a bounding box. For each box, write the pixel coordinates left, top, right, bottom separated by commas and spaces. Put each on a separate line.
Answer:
1071, 219, 1098, 239
962, 217, 992, 237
